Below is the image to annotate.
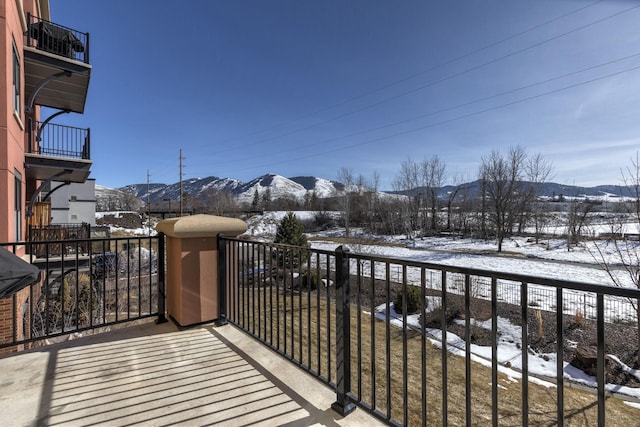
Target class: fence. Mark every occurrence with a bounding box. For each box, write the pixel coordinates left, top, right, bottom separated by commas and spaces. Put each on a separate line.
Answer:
220, 236, 640, 426
28, 223, 91, 258
0, 235, 165, 352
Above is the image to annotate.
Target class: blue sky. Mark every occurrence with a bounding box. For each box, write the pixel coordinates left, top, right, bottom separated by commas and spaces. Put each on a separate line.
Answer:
49, 1, 640, 190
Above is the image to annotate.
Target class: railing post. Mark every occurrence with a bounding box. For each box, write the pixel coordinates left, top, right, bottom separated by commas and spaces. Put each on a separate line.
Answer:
156, 232, 167, 324
85, 32, 90, 64
332, 245, 355, 416
85, 128, 91, 159
215, 233, 228, 326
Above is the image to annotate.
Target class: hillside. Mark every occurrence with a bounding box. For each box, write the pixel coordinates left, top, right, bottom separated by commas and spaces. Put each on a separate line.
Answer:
96, 174, 344, 211
96, 173, 636, 212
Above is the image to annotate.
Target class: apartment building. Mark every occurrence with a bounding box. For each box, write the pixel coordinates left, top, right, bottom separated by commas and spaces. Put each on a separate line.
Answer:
46, 179, 96, 226
1, 0, 92, 243
0, 0, 92, 349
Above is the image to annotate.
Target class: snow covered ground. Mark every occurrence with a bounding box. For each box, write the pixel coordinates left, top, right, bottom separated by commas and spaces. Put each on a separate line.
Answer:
243, 211, 640, 404
378, 303, 640, 405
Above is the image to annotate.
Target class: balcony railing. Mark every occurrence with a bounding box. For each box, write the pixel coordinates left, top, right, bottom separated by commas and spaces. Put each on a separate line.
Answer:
220, 237, 640, 426
28, 121, 90, 160
25, 13, 89, 64
3, 233, 640, 424
0, 235, 165, 352
28, 223, 91, 257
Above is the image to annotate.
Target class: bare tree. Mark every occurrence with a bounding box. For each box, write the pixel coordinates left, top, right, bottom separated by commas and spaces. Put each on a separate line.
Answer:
589, 153, 640, 286
420, 155, 446, 233
367, 170, 381, 233
479, 146, 527, 252
337, 167, 354, 238
122, 190, 141, 211
525, 153, 554, 243
445, 172, 467, 232
588, 152, 640, 364
393, 158, 420, 240
205, 189, 237, 215
566, 198, 595, 249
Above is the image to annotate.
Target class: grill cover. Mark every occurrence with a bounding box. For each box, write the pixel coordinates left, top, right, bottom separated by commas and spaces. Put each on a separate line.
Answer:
0, 247, 40, 299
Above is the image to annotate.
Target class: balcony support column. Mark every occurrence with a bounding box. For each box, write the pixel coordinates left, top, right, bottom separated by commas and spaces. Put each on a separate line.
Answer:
25, 170, 71, 217
25, 70, 71, 114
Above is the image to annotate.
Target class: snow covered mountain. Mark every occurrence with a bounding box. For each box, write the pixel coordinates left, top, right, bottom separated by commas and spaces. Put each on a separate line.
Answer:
96, 173, 635, 212
96, 174, 343, 208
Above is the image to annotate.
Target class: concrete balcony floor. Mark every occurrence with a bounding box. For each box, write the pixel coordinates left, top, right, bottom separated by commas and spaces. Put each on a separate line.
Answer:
0, 320, 382, 426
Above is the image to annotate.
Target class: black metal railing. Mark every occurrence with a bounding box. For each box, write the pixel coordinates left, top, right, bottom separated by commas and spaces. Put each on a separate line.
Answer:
25, 13, 89, 63
28, 223, 91, 257
0, 235, 165, 351
220, 236, 640, 426
28, 121, 90, 160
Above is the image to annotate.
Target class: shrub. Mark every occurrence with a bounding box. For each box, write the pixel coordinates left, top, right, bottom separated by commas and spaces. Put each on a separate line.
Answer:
419, 292, 464, 328
314, 211, 335, 229
393, 285, 424, 315
301, 270, 322, 291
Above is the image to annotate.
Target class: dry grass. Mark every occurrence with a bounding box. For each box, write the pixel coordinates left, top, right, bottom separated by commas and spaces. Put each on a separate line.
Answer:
234, 286, 640, 426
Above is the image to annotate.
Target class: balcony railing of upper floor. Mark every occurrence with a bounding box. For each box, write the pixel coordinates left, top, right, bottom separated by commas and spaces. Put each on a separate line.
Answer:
28, 121, 90, 160
25, 13, 89, 64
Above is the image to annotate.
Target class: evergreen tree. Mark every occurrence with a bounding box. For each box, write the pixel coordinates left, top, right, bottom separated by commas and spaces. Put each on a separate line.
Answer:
251, 188, 260, 209
275, 212, 308, 247
262, 188, 272, 210
274, 212, 309, 267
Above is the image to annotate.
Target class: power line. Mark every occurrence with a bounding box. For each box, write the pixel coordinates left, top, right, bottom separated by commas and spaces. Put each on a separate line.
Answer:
179, 149, 185, 216
231, 59, 640, 173
199, 50, 640, 169
206, 1, 605, 151
209, 1, 632, 155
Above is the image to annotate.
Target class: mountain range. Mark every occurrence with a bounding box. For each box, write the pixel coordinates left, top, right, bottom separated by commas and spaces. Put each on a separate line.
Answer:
96, 174, 344, 210
95, 173, 635, 211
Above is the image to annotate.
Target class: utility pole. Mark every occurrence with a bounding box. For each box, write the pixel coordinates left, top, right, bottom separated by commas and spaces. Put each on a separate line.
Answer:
179, 150, 183, 216
147, 169, 151, 235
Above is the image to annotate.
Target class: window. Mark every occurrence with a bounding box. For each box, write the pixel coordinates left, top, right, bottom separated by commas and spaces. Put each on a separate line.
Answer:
15, 170, 22, 241
12, 39, 21, 115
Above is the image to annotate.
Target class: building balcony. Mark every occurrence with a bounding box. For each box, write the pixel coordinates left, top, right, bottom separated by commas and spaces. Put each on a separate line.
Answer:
24, 14, 91, 114
24, 122, 91, 183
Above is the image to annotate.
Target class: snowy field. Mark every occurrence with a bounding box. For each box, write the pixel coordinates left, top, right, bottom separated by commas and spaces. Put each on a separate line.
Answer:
244, 211, 637, 287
